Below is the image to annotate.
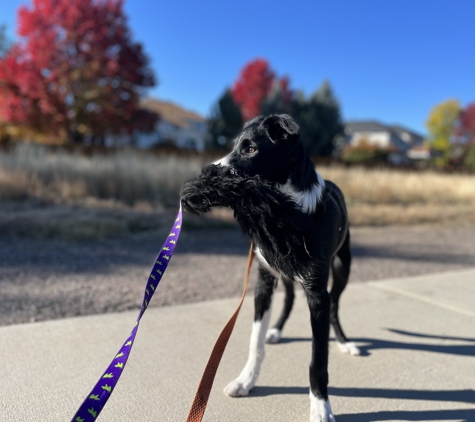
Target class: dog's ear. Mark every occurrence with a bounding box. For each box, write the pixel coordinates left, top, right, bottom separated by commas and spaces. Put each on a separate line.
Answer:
263, 114, 299, 143
243, 115, 264, 130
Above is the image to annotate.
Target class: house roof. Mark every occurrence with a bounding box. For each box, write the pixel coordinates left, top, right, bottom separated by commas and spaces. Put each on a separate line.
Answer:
345, 120, 389, 133
141, 99, 205, 128
387, 124, 424, 141
345, 120, 424, 140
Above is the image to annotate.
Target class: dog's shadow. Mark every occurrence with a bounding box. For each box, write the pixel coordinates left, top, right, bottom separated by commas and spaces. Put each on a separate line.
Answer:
250, 386, 475, 421
250, 328, 475, 420
335, 408, 475, 421
278, 328, 475, 357
250, 385, 475, 404
354, 328, 475, 358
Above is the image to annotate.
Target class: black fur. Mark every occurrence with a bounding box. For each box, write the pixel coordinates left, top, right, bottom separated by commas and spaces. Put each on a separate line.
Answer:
181, 114, 355, 413
181, 164, 327, 282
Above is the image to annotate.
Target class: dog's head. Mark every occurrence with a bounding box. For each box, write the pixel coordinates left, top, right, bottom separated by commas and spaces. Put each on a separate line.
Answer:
181, 114, 311, 215
215, 114, 300, 184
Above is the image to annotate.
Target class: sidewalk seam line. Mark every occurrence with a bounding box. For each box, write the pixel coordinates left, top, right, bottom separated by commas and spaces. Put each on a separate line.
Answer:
368, 282, 475, 318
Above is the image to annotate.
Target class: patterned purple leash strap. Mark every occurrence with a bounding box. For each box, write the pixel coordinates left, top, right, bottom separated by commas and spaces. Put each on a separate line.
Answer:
71, 203, 183, 422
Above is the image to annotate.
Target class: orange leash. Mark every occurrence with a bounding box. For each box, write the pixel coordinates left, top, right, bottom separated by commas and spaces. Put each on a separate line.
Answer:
185, 243, 254, 422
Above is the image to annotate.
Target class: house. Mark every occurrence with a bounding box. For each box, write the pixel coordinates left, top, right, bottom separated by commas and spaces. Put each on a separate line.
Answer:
341, 120, 426, 164
136, 99, 208, 151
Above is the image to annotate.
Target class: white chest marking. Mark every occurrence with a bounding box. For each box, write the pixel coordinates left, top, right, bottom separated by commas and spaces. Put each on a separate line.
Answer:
277, 170, 325, 214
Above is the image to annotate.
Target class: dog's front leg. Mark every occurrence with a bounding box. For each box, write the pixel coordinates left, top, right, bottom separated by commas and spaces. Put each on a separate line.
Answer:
224, 265, 276, 397
306, 286, 335, 422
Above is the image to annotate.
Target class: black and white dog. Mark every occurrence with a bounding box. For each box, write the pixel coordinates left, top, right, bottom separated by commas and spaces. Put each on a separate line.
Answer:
181, 114, 360, 422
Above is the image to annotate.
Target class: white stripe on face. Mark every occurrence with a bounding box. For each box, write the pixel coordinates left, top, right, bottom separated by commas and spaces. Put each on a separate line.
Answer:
213, 155, 231, 167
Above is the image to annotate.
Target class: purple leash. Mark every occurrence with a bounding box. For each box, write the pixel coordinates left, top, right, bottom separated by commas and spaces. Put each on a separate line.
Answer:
71, 203, 183, 422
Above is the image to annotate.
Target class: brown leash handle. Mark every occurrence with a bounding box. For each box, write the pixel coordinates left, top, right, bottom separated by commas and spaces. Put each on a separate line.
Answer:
185, 243, 254, 422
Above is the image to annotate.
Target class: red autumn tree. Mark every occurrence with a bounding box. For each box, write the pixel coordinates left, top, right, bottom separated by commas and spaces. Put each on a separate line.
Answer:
0, 0, 157, 143
457, 103, 475, 144
231, 59, 276, 121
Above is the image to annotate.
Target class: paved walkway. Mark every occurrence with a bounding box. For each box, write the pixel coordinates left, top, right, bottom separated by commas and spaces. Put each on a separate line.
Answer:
1, 268, 475, 421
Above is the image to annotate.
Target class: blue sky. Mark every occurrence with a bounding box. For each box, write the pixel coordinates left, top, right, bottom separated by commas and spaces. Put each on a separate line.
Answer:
2, 0, 475, 135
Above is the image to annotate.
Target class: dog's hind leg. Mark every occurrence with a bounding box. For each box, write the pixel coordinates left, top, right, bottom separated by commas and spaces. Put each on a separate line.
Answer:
224, 265, 276, 397
266, 276, 294, 344
330, 230, 360, 356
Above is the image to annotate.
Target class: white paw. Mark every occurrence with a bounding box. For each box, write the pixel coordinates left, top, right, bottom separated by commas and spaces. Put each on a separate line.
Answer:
223, 379, 252, 397
265, 328, 282, 344
310, 393, 335, 422
336, 341, 360, 356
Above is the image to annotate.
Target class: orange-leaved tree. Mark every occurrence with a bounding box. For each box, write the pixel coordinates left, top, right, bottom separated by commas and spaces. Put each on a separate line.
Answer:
0, 0, 157, 143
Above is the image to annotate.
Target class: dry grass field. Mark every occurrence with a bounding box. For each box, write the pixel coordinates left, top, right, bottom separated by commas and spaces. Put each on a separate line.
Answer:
319, 166, 475, 226
0, 143, 208, 206
0, 144, 474, 239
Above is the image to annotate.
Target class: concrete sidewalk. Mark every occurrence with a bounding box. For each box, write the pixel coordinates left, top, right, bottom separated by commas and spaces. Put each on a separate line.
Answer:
1, 268, 475, 421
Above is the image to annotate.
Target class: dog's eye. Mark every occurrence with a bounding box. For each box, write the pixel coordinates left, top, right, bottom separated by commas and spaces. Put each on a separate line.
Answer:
246, 146, 257, 154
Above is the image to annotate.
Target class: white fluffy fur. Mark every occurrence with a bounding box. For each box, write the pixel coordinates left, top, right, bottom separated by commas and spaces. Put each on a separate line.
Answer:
224, 306, 272, 397
310, 391, 335, 422
277, 170, 325, 214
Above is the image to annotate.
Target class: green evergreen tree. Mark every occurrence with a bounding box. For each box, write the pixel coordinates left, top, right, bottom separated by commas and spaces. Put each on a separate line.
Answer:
260, 79, 292, 116
291, 80, 343, 156
207, 89, 243, 150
